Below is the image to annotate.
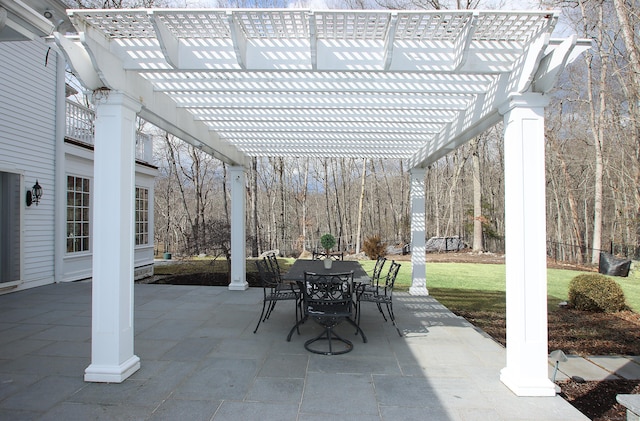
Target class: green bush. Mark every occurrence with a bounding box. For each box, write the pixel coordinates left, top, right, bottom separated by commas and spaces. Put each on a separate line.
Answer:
362, 235, 387, 260
568, 273, 626, 312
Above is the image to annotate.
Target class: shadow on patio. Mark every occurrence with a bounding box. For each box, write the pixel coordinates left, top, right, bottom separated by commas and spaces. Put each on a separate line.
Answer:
0, 282, 587, 420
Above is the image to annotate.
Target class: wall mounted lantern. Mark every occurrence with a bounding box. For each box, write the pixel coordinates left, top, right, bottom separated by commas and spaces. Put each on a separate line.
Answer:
26, 180, 43, 207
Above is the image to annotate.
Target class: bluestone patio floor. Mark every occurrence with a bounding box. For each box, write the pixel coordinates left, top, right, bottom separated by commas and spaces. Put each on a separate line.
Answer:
0, 281, 588, 420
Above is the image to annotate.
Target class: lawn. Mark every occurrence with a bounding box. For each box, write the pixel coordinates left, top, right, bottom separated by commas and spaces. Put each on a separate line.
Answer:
357, 260, 640, 313
156, 257, 640, 311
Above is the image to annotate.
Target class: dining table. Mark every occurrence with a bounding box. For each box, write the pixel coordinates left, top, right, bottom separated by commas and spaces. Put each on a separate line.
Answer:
283, 259, 370, 343
282, 259, 371, 285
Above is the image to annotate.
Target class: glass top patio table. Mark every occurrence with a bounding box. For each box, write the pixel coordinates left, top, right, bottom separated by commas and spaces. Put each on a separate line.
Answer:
282, 259, 371, 285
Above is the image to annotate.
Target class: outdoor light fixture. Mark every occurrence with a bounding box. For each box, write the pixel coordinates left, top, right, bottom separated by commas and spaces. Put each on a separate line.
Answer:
26, 180, 43, 206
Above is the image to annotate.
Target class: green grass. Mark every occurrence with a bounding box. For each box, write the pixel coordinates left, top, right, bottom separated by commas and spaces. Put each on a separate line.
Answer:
363, 259, 640, 313
153, 257, 640, 312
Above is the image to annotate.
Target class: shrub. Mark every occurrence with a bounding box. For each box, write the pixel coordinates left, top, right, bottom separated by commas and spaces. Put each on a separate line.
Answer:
362, 235, 387, 260
567, 273, 626, 312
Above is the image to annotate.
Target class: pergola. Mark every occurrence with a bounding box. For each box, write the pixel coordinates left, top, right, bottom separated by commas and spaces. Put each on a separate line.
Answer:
49, 8, 589, 396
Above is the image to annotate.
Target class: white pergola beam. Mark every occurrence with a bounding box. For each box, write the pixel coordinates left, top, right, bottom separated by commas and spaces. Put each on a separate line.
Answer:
191, 107, 459, 123
308, 11, 317, 70
453, 12, 478, 71
382, 12, 398, 71
149, 11, 179, 68
228, 11, 247, 69
209, 123, 442, 133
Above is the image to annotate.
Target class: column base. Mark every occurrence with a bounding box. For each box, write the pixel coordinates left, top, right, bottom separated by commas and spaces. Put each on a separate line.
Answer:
500, 367, 557, 396
409, 286, 429, 296
228, 281, 249, 291
85, 355, 140, 383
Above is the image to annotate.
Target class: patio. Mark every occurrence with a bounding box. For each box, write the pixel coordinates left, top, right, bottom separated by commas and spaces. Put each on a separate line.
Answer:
0, 281, 587, 420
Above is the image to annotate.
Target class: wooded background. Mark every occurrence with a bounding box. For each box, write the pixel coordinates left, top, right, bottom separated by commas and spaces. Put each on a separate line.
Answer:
68, 0, 640, 265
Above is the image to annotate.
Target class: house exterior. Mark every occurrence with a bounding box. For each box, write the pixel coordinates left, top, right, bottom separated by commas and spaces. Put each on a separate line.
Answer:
0, 11, 157, 293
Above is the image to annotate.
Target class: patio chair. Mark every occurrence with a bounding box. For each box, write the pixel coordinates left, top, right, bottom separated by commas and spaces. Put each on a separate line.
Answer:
297, 271, 367, 355
365, 256, 387, 293
265, 252, 283, 282
266, 251, 302, 301
354, 256, 386, 325
253, 258, 301, 334
311, 249, 344, 261
356, 261, 403, 337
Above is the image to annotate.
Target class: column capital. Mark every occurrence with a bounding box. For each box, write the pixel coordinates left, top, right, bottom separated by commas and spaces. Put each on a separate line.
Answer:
498, 93, 550, 115
409, 167, 426, 178
92, 90, 142, 114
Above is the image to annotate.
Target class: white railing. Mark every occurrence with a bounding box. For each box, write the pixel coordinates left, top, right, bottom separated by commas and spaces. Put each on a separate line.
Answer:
65, 99, 94, 145
136, 132, 153, 163
65, 99, 153, 164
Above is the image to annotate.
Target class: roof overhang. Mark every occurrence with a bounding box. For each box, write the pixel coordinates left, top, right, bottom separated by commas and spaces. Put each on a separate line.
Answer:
0, 0, 73, 41
53, 8, 589, 168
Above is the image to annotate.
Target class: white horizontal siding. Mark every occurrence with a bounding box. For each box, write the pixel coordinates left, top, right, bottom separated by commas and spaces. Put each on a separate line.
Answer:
0, 39, 58, 289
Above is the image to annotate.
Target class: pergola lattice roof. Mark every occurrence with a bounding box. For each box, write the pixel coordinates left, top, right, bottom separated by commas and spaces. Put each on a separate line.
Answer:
60, 9, 588, 167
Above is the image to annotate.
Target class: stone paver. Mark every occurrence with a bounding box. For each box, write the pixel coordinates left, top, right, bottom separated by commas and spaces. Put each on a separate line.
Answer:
554, 355, 621, 381
587, 356, 640, 380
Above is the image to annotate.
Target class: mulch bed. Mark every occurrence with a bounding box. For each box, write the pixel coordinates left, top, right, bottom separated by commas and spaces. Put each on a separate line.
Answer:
558, 379, 640, 421
455, 308, 640, 420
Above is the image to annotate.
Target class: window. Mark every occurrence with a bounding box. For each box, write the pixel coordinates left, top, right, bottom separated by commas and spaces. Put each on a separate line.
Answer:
135, 187, 149, 246
66, 176, 90, 253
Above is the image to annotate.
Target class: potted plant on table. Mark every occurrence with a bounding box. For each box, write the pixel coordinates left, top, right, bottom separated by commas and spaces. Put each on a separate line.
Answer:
320, 233, 336, 269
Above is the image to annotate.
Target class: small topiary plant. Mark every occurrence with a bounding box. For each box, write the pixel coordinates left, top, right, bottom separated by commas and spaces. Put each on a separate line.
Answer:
320, 233, 336, 254
567, 273, 626, 312
362, 235, 387, 260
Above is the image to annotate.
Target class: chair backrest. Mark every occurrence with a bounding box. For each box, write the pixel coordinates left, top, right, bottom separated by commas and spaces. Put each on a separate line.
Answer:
312, 249, 343, 261
302, 271, 353, 313
372, 256, 387, 285
265, 252, 283, 282
255, 258, 278, 288
383, 261, 401, 292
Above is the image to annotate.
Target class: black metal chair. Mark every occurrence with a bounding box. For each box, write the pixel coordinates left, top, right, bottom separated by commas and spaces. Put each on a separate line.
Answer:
265, 252, 283, 282
265, 251, 302, 302
290, 271, 367, 355
356, 261, 403, 337
354, 256, 386, 327
253, 258, 301, 334
364, 256, 387, 293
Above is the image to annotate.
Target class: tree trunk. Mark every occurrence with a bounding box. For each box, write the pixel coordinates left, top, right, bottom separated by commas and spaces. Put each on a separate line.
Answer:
251, 157, 258, 256
591, 3, 607, 264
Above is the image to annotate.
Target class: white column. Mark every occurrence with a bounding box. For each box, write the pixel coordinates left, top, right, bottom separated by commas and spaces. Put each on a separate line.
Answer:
85, 92, 141, 383
228, 166, 248, 291
409, 167, 428, 296
54, 48, 66, 283
498, 93, 555, 396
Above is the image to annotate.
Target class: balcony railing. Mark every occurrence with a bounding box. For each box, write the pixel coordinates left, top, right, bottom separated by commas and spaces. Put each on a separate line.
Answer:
65, 99, 94, 145
65, 99, 153, 164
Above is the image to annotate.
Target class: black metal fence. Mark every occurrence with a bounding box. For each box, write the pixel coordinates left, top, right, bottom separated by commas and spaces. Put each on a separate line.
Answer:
546, 240, 640, 265
439, 237, 638, 265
